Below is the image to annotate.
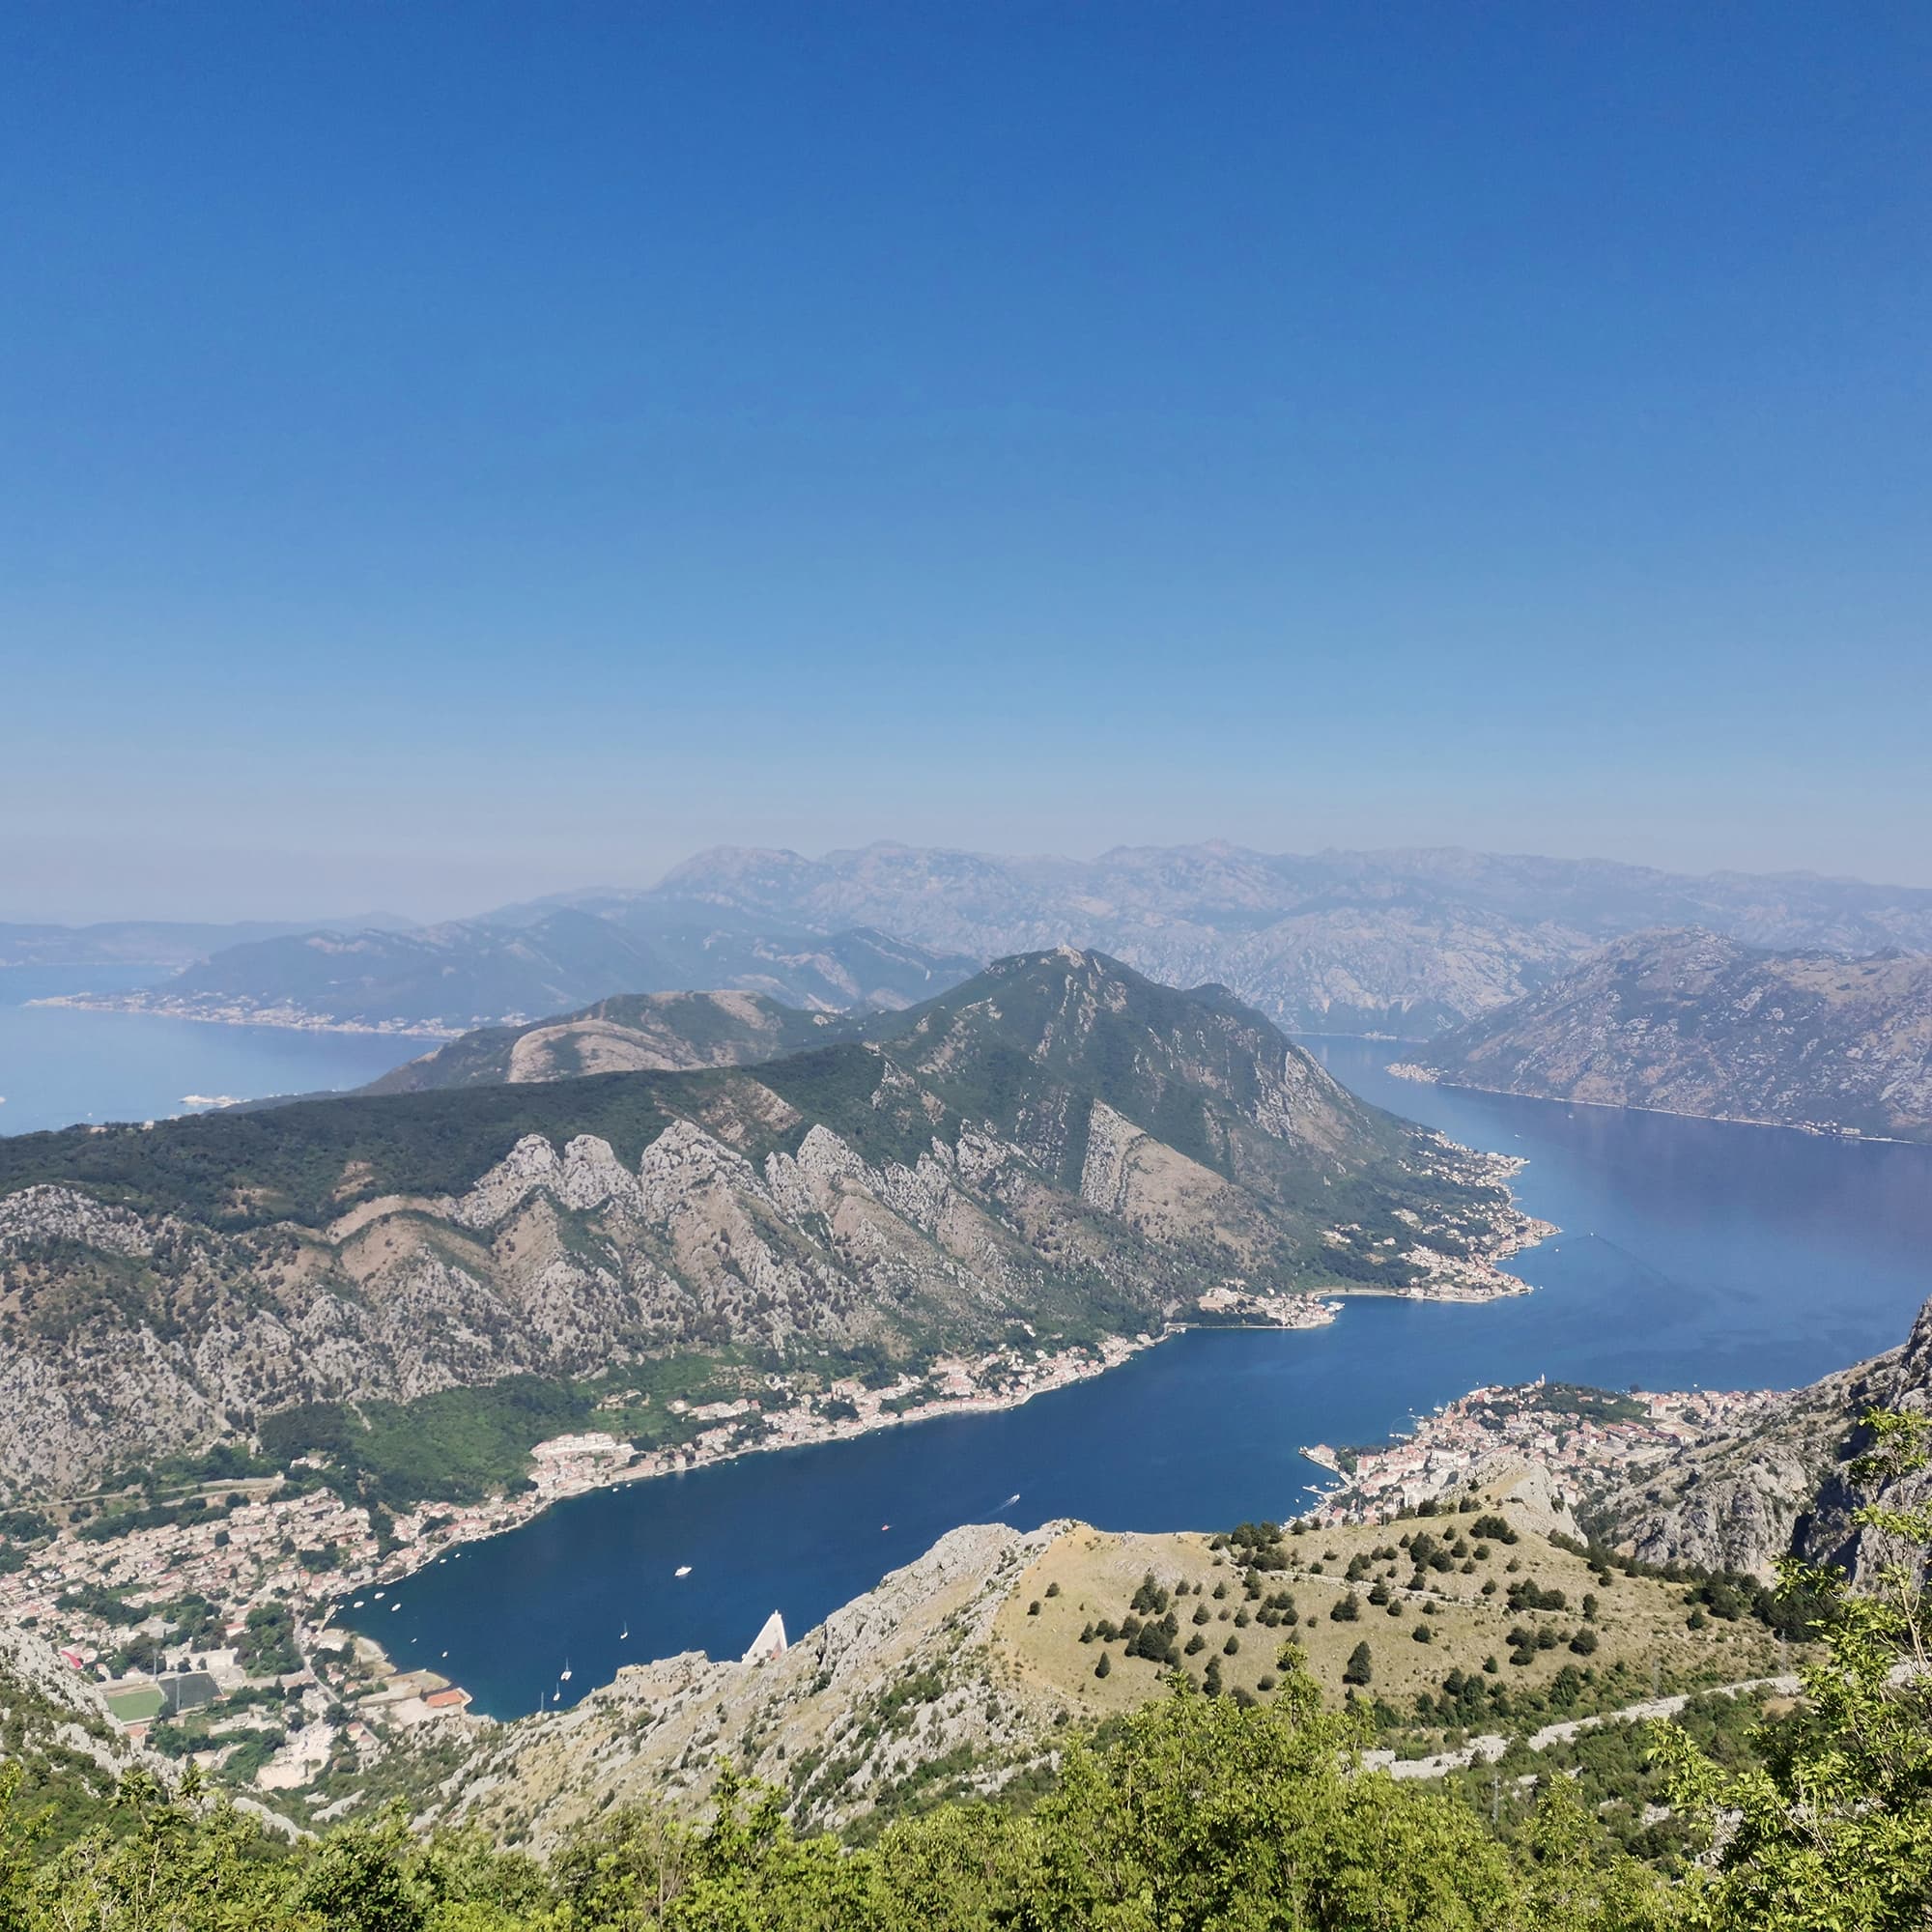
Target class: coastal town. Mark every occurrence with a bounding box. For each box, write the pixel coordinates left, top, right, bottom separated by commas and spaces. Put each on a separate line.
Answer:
31, 987, 465, 1037
0, 1199, 1556, 1815
1302, 1379, 1783, 1524
0, 1328, 1173, 1804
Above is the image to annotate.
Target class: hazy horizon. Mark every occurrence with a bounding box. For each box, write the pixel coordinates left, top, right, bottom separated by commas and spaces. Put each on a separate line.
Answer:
8, 830, 1932, 931
5, 6, 1928, 924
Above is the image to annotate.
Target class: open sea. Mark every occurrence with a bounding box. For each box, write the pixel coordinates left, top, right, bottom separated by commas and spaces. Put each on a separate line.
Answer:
335, 1038, 1932, 1717
0, 967, 422, 1136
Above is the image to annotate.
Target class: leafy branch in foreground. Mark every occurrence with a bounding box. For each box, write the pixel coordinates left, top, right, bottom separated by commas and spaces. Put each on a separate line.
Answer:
1653, 1406, 1932, 1930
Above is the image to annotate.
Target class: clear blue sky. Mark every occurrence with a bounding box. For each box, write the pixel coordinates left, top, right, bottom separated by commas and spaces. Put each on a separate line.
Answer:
3, 2, 1927, 920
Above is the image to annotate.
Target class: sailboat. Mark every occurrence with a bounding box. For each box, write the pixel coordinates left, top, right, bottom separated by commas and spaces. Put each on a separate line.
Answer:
559, 1658, 573, 1683
618, 1625, 629, 1641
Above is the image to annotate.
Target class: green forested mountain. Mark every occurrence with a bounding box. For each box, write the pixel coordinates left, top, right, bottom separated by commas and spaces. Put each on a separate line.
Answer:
0, 952, 1532, 1493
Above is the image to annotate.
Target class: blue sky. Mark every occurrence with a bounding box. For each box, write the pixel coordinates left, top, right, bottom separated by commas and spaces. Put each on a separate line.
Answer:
3, 2, 1927, 920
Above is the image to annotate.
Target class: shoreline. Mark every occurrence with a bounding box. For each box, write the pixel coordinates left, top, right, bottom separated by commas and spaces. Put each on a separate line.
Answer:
1387, 1063, 1918, 1147
11, 1170, 1551, 1758
28, 992, 459, 1040
318, 1260, 1542, 1665
330, 1229, 1548, 1612
1300, 1377, 1785, 1526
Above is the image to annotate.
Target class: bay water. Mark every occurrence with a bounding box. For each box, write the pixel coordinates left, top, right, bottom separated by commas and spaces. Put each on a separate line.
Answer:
0, 968, 420, 1136
342, 1039, 1932, 1717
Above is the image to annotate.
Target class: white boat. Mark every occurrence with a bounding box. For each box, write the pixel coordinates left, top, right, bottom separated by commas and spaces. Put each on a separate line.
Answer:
353, 1601, 365, 1608
390, 1603, 401, 1613
674, 1565, 692, 1577
559, 1659, 572, 1682
1002, 1493, 1021, 1507
374, 1590, 385, 1599
619, 1626, 629, 1640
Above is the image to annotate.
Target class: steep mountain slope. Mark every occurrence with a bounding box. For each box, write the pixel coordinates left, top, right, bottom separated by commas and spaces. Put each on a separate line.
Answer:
48, 914, 976, 1035
1398, 929, 1932, 1138
1589, 1293, 1932, 1582
535, 842, 1932, 1036
0, 952, 1534, 1495
363, 990, 854, 1094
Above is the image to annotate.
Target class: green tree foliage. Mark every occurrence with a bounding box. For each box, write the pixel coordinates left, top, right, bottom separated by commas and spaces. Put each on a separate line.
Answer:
0, 1658, 1685, 1931
1655, 1407, 1932, 1930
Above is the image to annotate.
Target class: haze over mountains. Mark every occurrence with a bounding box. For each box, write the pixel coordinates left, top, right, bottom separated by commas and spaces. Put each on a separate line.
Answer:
0, 914, 417, 971
53, 913, 975, 1036
1403, 928, 1932, 1141
621, 844, 1932, 1036
32, 843, 1932, 1042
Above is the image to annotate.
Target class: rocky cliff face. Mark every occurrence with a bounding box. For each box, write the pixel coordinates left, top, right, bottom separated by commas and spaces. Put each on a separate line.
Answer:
1590, 1294, 1932, 1582
0, 952, 1532, 1496
1402, 929, 1932, 1138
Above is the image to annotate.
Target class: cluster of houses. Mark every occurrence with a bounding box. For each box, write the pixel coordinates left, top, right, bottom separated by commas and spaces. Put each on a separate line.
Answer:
1307, 1379, 1779, 1521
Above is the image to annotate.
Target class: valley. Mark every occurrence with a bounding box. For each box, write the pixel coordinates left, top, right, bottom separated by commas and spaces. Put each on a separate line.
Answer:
4, 924, 1930, 1913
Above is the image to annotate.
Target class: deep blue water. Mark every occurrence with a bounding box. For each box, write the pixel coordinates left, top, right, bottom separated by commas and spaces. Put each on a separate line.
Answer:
341, 1040, 1932, 1718
0, 968, 421, 1135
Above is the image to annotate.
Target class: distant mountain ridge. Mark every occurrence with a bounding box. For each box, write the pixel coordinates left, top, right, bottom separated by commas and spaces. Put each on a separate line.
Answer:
0, 950, 1536, 1493
34, 841, 1932, 1042
1397, 928, 1932, 1140
0, 913, 416, 971
511, 842, 1932, 1037
43, 914, 977, 1036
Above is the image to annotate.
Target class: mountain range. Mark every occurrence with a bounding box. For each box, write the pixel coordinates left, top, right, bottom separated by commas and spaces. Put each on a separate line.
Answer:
33, 844, 1932, 1041
48, 913, 976, 1035
1397, 928, 1932, 1140
0, 913, 415, 971
541, 842, 1932, 1036
0, 950, 1535, 1495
